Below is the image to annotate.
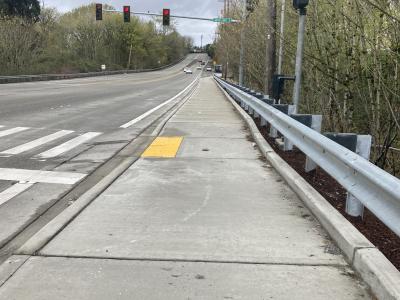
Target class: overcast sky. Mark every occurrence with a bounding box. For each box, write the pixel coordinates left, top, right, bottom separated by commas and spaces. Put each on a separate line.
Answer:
43, 0, 224, 46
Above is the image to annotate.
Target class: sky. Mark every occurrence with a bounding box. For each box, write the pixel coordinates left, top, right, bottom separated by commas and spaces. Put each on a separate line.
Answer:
43, 0, 225, 46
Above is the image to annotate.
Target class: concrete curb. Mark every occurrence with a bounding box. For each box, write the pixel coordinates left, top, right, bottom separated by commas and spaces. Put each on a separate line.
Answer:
15, 78, 201, 256
215, 80, 400, 300
0, 56, 186, 84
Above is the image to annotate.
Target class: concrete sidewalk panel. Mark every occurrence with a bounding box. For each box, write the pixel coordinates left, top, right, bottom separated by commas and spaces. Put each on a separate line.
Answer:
41, 158, 344, 265
0, 256, 370, 300
161, 122, 247, 138
0, 255, 29, 286
176, 137, 260, 159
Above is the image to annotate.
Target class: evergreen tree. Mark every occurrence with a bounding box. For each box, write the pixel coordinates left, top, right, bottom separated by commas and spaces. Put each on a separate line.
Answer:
0, 0, 40, 20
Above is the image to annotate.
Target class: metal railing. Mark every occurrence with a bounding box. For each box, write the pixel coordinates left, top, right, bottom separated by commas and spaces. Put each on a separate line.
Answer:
215, 76, 400, 237
0, 56, 187, 84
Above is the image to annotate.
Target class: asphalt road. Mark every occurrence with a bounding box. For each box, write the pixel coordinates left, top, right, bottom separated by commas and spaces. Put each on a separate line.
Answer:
0, 53, 206, 254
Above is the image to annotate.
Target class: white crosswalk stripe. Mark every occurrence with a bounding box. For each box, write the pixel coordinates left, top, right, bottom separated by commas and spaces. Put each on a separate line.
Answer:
37, 132, 102, 159
0, 127, 30, 138
0, 168, 86, 184
0, 130, 74, 155
0, 182, 34, 207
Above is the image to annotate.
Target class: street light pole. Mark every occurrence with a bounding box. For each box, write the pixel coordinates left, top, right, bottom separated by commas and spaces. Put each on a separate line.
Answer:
292, 2, 308, 114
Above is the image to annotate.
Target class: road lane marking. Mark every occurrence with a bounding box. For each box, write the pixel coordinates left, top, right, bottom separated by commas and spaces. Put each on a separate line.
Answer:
0, 130, 73, 155
37, 132, 102, 159
0, 127, 30, 138
0, 168, 86, 185
0, 182, 34, 207
120, 76, 200, 129
142, 137, 183, 158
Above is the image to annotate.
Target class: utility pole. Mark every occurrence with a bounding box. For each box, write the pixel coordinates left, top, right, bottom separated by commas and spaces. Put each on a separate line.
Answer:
238, 3, 247, 86
224, 0, 230, 80
224, 0, 227, 15
277, 0, 286, 74
127, 43, 133, 72
264, 0, 277, 95
201, 34, 203, 51
292, 0, 308, 113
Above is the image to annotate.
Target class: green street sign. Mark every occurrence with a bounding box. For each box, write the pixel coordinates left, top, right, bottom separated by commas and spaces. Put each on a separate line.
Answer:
212, 17, 233, 23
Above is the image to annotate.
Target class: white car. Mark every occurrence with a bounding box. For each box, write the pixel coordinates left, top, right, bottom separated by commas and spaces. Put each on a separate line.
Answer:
185, 68, 193, 74
206, 67, 212, 72
196, 66, 202, 70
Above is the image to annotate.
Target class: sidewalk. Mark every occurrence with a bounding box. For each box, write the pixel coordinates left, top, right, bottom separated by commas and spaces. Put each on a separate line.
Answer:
0, 77, 370, 299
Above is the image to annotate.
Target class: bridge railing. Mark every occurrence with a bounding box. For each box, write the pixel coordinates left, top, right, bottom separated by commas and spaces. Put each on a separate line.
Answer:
215, 75, 400, 237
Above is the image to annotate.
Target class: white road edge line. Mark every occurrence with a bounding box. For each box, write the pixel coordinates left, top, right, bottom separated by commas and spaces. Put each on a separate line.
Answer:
120, 75, 200, 129
0, 182, 34, 207
0, 127, 30, 138
0, 168, 86, 185
0, 130, 74, 155
37, 132, 102, 159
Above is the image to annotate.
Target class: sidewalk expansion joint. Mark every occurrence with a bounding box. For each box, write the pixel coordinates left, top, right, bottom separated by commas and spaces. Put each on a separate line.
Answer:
33, 254, 346, 268
0, 255, 30, 289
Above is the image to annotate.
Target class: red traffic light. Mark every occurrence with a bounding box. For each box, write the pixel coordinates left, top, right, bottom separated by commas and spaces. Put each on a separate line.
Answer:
162, 8, 170, 26
123, 6, 130, 22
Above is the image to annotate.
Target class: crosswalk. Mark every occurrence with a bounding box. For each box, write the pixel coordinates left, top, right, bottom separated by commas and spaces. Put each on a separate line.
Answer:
0, 125, 102, 159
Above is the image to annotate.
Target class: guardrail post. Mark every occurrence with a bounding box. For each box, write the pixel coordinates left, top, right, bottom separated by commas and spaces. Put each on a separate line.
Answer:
289, 114, 323, 172
346, 135, 372, 218
325, 133, 372, 218
253, 92, 263, 118
272, 105, 296, 149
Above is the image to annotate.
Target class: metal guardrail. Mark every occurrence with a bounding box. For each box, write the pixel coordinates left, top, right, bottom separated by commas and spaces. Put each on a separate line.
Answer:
215, 76, 400, 237
0, 56, 187, 84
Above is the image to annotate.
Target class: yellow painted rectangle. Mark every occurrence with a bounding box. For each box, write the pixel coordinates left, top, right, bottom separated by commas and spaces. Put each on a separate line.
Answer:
142, 137, 183, 158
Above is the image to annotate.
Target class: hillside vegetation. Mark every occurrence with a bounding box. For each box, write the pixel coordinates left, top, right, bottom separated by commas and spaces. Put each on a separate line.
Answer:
216, 0, 400, 176
0, 3, 192, 75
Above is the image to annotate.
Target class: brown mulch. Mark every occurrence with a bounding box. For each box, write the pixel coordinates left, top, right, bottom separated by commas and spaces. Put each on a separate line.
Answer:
254, 118, 400, 271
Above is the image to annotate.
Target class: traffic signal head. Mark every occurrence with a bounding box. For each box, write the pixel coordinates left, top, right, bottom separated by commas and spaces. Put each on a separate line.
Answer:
163, 8, 170, 26
293, 0, 309, 10
123, 6, 130, 23
246, 0, 258, 12
246, 0, 253, 12
95, 3, 102, 21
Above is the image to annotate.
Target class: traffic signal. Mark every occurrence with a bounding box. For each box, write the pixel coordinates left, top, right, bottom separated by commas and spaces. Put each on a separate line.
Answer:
95, 3, 102, 21
293, 0, 309, 10
123, 6, 130, 23
163, 9, 170, 26
246, 0, 258, 12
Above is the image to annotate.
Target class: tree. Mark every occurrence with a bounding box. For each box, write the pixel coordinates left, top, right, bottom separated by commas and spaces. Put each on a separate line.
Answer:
215, 0, 400, 177
205, 43, 216, 58
0, 0, 41, 20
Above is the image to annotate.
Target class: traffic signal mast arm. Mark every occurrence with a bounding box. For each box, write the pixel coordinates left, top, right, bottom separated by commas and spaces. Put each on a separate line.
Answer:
102, 9, 240, 23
